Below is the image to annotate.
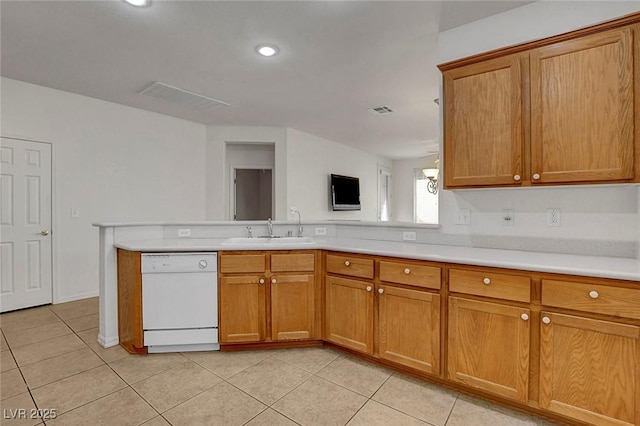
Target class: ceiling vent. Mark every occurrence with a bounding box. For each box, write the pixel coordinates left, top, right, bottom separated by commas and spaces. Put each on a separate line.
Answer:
369, 105, 394, 115
139, 82, 230, 111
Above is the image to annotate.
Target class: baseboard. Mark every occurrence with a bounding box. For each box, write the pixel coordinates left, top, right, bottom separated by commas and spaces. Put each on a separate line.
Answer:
98, 333, 119, 348
53, 291, 99, 305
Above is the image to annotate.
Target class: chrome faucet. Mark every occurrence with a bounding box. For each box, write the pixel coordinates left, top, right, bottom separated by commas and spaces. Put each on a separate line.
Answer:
267, 218, 273, 237
291, 208, 303, 237
246, 225, 253, 238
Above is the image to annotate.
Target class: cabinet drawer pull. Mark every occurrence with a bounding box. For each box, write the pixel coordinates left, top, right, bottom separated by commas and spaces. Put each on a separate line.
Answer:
259, 278, 265, 285
378, 288, 384, 294
589, 290, 599, 299
366, 286, 372, 292
344, 260, 351, 267
271, 278, 277, 284
404, 268, 411, 275
542, 316, 551, 324
513, 174, 521, 181
521, 313, 529, 321
532, 173, 541, 180
483, 277, 491, 285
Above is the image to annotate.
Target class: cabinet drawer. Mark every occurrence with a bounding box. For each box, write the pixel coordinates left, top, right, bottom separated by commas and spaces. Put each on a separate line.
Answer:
326, 254, 374, 280
542, 279, 640, 320
449, 268, 531, 303
271, 253, 315, 272
220, 254, 266, 273
379, 261, 441, 290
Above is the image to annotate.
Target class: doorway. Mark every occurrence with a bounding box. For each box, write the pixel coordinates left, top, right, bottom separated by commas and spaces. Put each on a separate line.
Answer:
0, 137, 53, 312
233, 168, 273, 220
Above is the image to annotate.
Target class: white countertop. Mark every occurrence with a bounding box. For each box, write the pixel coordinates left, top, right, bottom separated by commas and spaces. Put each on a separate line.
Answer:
114, 237, 640, 282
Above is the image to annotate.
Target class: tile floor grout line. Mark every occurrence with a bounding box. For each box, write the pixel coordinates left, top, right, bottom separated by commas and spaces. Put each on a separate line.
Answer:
10, 336, 89, 369
26, 363, 109, 393
443, 393, 460, 425
222, 374, 281, 408
127, 363, 223, 416
310, 370, 388, 400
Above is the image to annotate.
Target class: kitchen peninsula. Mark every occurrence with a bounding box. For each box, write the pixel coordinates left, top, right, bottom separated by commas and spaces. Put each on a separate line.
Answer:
96, 217, 640, 426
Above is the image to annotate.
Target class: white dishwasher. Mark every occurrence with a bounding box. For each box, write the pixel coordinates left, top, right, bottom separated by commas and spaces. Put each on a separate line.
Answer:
141, 252, 219, 353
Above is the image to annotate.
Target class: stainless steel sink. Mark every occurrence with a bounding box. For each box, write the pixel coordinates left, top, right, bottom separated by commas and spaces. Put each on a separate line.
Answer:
220, 236, 317, 246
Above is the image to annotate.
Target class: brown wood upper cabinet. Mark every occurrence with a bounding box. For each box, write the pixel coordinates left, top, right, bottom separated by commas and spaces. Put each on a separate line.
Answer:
443, 54, 525, 187
440, 19, 639, 189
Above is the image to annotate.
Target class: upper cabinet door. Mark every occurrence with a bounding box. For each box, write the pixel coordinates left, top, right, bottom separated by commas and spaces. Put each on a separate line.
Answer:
443, 55, 524, 188
530, 28, 635, 184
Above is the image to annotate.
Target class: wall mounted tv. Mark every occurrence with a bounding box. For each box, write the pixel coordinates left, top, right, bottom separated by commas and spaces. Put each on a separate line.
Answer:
330, 174, 361, 211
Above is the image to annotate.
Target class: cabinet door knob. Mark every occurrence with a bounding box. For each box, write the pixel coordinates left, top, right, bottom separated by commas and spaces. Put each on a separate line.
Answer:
513, 174, 521, 181
483, 277, 491, 285
532, 173, 541, 180
344, 260, 351, 267
404, 268, 411, 275
366, 286, 372, 292
378, 288, 384, 294
589, 290, 599, 299
542, 316, 551, 324
271, 278, 277, 284
521, 313, 529, 321
259, 278, 265, 285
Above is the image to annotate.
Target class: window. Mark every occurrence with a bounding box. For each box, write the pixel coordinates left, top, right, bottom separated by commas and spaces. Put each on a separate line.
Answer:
378, 166, 392, 221
414, 168, 438, 224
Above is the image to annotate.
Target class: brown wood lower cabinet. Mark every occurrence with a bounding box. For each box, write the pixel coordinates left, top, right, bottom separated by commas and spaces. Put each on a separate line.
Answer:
324, 275, 374, 354
378, 284, 440, 374
270, 274, 315, 340
219, 251, 319, 345
448, 297, 530, 403
219, 275, 266, 343
539, 311, 640, 426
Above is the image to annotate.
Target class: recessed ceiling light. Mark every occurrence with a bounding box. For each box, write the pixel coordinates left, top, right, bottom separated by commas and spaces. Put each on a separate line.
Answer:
256, 44, 280, 57
123, 0, 151, 7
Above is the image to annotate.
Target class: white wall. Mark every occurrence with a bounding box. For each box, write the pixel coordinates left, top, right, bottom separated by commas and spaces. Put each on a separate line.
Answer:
1, 77, 207, 303
392, 156, 438, 223
437, 3, 640, 245
205, 126, 287, 220
286, 128, 391, 221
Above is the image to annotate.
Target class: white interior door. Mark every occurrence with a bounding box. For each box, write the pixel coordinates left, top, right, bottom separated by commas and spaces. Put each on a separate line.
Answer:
0, 138, 53, 312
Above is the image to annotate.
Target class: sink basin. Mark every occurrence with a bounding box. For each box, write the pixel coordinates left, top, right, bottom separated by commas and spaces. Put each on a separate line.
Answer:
220, 236, 317, 246
269, 237, 316, 245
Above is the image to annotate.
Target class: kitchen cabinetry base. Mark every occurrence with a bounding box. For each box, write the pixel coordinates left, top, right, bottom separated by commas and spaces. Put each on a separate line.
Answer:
220, 340, 323, 352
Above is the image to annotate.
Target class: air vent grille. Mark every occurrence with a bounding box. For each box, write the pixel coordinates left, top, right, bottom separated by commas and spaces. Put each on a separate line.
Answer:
139, 82, 230, 111
369, 105, 394, 115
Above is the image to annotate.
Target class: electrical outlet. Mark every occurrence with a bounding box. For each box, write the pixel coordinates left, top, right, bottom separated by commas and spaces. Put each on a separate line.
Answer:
455, 209, 471, 225
314, 227, 327, 235
177, 228, 191, 237
402, 231, 417, 241
502, 209, 514, 226
70, 208, 80, 218
547, 208, 561, 227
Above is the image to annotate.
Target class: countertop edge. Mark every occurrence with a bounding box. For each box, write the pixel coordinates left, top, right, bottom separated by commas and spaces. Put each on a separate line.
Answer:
113, 238, 640, 282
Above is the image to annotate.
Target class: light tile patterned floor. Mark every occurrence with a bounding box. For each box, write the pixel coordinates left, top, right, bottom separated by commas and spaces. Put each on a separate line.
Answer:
0, 297, 558, 426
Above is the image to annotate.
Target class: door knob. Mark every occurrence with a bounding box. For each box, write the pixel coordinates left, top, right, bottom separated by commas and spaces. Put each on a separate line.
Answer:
40, 230, 50, 236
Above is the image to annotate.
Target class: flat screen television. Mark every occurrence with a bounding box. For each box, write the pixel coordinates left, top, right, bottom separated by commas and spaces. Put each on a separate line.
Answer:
330, 174, 361, 211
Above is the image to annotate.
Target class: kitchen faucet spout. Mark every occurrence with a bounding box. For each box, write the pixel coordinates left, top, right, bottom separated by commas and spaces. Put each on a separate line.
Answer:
267, 218, 273, 237
291, 208, 303, 237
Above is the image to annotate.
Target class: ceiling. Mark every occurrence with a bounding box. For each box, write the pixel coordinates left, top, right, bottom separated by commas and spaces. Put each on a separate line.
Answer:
1, 1, 531, 159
